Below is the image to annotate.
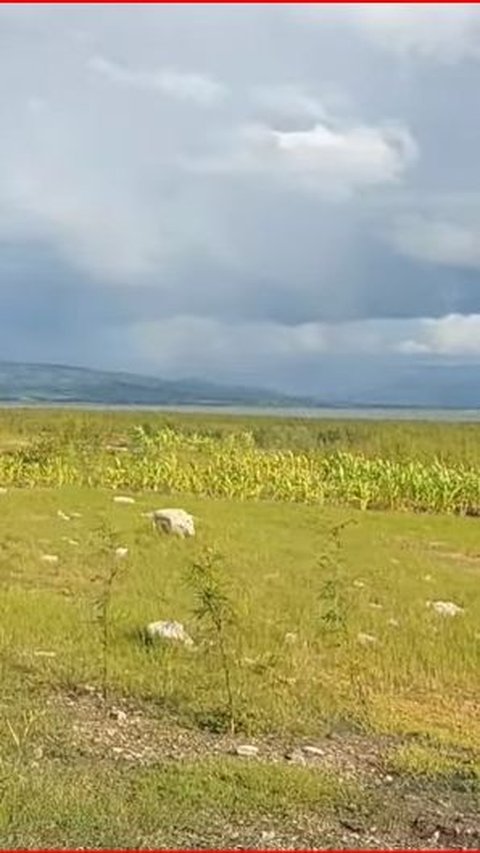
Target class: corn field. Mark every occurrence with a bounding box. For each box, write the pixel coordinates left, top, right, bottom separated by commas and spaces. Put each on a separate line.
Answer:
0, 424, 479, 516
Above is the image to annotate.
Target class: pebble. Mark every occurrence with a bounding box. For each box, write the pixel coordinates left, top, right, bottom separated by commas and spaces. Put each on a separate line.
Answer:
41, 554, 59, 564
285, 749, 306, 765
110, 708, 128, 723
234, 744, 259, 757
427, 600, 465, 617
261, 830, 275, 842
57, 510, 70, 521
284, 632, 298, 644
115, 547, 129, 558
113, 496, 135, 505
0, 487, 7, 494
357, 632, 378, 646
302, 745, 325, 757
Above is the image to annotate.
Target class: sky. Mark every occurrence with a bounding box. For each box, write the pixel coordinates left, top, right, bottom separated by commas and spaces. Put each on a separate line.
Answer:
2, 3, 480, 395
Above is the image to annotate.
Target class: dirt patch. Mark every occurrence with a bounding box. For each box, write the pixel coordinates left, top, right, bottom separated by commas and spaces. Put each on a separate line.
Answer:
35, 686, 480, 849
45, 685, 393, 779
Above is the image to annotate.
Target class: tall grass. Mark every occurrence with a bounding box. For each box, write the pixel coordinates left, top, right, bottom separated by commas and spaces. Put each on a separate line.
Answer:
1, 423, 480, 516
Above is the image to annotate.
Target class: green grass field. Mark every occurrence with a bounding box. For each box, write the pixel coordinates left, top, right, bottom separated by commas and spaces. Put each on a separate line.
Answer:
0, 410, 478, 848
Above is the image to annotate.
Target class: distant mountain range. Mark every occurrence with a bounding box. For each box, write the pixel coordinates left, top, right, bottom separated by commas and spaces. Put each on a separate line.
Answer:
0, 362, 312, 408
0, 360, 479, 410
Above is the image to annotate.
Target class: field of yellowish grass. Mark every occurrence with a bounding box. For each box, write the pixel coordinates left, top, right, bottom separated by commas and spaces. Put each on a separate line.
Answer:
0, 410, 478, 847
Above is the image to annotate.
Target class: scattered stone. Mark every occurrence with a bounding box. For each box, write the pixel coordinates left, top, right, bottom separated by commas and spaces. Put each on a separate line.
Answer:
113, 496, 135, 505
115, 546, 129, 559
388, 618, 400, 628
57, 510, 70, 521
357, 632, 378, 646
284, 632, 298, 644
234, 744, 259, 757
285, 749, 306, 765
369, 601, 383, 610
110, 708, 128, 723
150, 508, 195, 537
33, 650, 56, 658
70, 512, 82, 518
41, 554, 59, 564
33, 746, 44, 760
353, 580, 365, 589
0, 487, 7, 494
384, 774, 394, 784
260, 830, 275, 842
302, 745, 325, 757
424, 574, 432, 582
145, 620, 194, 647
427, 600, 465, 617
68, 539, 79, 546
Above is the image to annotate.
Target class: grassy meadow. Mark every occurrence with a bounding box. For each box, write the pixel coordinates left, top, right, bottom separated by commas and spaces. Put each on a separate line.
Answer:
0, 409, 478, 848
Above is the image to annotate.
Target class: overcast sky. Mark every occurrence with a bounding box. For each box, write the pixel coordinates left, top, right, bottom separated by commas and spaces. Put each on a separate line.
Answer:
2, 3, 480, 393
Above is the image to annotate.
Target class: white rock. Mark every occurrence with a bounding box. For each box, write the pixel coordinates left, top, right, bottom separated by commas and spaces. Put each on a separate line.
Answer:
57, 510, 70, 521
110, 708, 128, 722
41, 554, 59, 564
151, 508, 195, 537
0, 487, 7, 494
369, 602, 383, 610
284, 632, 298, 644
353, 580, 365, 589
388, 618, 400, 628
427, 600, 465, 617
234, 744, 259, 757
357, 632, 378, 646
70, 512, 82, 518
113, 496, 135, 505
115, 547, 129, 559
145, 620, 194, 647
302, 745, 325, 757
285, 749, 306, 765
261, 830, 275, 842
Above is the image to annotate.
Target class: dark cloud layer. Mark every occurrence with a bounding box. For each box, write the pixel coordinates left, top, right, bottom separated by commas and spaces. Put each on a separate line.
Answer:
2, 4, 480, 391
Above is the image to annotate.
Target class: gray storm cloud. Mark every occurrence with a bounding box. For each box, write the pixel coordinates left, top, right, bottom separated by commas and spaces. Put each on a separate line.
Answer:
1, 3, 480, 391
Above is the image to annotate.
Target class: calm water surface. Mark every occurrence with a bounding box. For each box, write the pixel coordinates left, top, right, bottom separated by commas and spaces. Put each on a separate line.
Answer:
3, 402, 480, 422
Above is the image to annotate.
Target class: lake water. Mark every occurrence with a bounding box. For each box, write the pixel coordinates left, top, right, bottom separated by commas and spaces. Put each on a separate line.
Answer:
3, 401, 480, 422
